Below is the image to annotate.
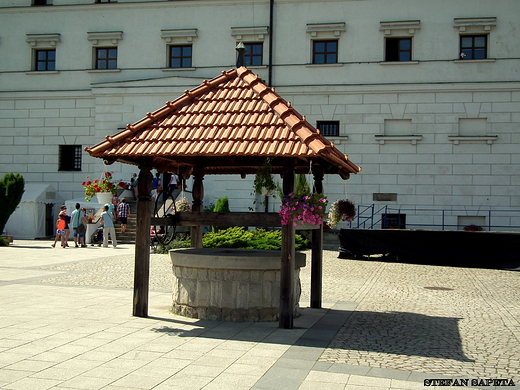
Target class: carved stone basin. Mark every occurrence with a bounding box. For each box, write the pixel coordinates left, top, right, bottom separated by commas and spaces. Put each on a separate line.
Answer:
170, 248, 306, 322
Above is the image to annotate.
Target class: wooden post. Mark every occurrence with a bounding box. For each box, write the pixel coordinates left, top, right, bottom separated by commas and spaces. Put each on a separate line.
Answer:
133, 164, 152, 317
191, 166, 204, 249
279, 166, 295, 329
311, 164, 324, 309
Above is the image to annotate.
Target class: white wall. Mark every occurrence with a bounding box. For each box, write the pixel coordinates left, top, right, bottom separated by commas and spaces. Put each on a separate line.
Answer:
1, 0, 519, 231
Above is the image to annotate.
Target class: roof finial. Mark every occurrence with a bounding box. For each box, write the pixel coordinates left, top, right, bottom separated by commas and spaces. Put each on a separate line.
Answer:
235, 41, 246, 68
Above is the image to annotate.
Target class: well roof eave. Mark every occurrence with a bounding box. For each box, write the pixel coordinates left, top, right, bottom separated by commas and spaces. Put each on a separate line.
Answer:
85, 67, 361, 178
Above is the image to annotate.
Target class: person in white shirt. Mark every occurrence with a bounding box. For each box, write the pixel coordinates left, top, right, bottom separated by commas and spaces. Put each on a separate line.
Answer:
100, 205, 117, 248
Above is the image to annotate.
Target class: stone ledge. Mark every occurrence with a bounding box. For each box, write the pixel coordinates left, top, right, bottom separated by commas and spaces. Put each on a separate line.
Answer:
172, 303, 281, 322
170, 248, 306, 270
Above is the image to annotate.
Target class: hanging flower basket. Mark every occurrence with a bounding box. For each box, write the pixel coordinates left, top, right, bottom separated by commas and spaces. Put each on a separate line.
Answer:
327, 199, 356, 229
252, 158, 277, 205
82, 172, 119, 202
175, 197, 192, 213
279, 193, 328, 226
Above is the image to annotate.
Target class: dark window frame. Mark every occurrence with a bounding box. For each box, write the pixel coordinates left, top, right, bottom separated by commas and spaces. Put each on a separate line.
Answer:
385, 37, 412, 62
35, 49, 56, 71
382, 213, 406, 229
59, 145, 82, 172
169, 45, 193, 68
32, 0, 51, 5
317, 120, 340, 137
243, 42, 263, 66
460, 34, 487, 60
95, 47, 118, 70
312, 40, 338, 64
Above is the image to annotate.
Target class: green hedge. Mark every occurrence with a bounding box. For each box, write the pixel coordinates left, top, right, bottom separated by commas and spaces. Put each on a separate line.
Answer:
156, 227, 308, 253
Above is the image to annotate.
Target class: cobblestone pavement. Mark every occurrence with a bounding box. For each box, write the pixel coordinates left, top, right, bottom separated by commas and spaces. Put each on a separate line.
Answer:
2, 240, 519, 389
298, 255, 520, 382
34, 243, 520, 383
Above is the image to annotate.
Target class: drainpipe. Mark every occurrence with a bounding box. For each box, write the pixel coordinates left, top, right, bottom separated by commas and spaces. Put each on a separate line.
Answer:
265, 0, 274, 212
268, 0, 274, 87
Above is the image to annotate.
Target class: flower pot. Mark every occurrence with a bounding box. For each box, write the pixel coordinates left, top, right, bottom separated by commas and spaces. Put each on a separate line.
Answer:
96, 192, 113, 204
261, 187, 273, 196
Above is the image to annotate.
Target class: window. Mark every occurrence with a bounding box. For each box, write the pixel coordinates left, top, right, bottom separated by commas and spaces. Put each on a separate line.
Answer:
243, 43, 263, 66
460, 35, 487, 60
87, 31, 123, 71
26, 34, 60, 72
96, 0, 115, 2
32, 0, 52, 5
317, 121, 340, 136
35, 49, 55, 71
385, 38, 411, 61
59, 145, 82, 171
379, 20, 420, 63
95, 48, 117, 70
382, 214, 406, 229
454, 17, 496, 60
312, 40, 338, 64
230, 27, 268, 68
169, 45, 192, 68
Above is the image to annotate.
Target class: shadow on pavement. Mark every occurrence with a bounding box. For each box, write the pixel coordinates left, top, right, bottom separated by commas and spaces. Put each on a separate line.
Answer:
149, 308, 474, 363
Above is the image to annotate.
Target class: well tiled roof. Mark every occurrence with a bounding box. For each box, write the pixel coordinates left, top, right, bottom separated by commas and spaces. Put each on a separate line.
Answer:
86, 67, 360, 178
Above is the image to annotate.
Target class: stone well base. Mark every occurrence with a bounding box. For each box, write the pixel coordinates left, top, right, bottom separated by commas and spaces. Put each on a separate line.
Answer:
170, 248, 306, 322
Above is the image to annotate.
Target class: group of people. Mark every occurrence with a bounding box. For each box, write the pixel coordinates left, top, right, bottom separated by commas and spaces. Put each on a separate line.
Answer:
51, 204, 88, 248
131, 172, 184, 201
51, 198, 131, 249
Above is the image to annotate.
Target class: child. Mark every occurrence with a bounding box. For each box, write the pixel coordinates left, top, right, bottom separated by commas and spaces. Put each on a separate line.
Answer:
51, 214, 67, 248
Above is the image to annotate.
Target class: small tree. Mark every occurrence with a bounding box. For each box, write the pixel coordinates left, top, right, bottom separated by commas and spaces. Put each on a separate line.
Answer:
0, 173, 25, 235
212, 196, 230, 232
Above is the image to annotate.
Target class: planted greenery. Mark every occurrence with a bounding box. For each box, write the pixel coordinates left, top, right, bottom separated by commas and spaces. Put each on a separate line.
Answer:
212, 196, 230, 233
0, 173, 25, 236
252, 158, 277, 208
156, 226, 308, 253
202, 227, 308, 250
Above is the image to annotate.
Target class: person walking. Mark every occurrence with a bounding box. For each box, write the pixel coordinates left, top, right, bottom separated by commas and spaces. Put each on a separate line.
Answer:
58, 205, 70, 247
151, 172, 161, 200
116, 198, 130, 234
100, 204, 117, 248
70, 203, 86, 248
51, 214, 67, 248
168, 173, 178, 194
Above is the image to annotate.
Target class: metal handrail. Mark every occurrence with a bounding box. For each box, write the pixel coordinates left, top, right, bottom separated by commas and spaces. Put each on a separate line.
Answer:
352, 205, 520, 232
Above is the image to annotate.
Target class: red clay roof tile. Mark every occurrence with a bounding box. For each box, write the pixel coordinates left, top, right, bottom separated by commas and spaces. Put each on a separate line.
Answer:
86, 67, 360, 178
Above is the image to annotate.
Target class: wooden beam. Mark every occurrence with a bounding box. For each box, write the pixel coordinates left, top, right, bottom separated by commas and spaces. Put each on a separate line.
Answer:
191, 166, 204, 248
279, 166, 295, 329
311, 164, 324, 309
133, 163, 153, 318
151, 212, 321, 229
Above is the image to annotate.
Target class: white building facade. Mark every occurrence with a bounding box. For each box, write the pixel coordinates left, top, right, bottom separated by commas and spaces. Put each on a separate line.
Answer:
1, 0, 519, 232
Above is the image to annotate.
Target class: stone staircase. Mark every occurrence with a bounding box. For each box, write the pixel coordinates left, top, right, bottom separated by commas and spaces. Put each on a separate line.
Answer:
116, 198, 137, 244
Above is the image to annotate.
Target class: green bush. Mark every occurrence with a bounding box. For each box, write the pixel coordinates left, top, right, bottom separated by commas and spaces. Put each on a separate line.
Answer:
213, 196, 230, 213
155, 238, 191, 254
0, 173, 25, 235
0, 236, 9, 247
204, 226, 252, 248
202, 227, 308, 250
155, 227, 309, 253
212, 196, 230, 233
